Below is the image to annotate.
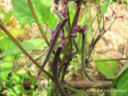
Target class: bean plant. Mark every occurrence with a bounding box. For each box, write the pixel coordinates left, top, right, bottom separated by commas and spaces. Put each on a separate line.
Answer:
0, 0, 128, 96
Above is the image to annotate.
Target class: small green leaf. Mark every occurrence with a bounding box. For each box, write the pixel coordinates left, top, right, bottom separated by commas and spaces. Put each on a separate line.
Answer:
101, 0, 112, 17
10, 29, 24, 37
95, 58, 118, 79
0, 61, 13, 80
0, 38, 15, 51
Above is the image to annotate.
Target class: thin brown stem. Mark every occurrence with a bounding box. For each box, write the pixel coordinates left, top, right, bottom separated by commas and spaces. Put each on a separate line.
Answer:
27, 0, 50, 46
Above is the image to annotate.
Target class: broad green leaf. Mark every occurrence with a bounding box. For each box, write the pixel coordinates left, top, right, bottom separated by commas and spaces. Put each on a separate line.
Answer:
111, 61, 128, 96
101, 0, 112, 17
12, 0, 57, 28
95, 58, 118, 79
0, 61, 13, 80
0, 38, 46, 57
12, 0, 35, 23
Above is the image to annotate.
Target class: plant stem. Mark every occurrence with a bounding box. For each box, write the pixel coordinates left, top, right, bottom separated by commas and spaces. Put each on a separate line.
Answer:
0, 22, 53, 80
82, 33, 92, 81
89, 58, 128, 62
37, 18, 68, 76
27, 0, 50, 46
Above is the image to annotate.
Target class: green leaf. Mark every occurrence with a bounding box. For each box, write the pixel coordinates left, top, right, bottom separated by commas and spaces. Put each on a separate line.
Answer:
0, 38, 15, 51
12, 0, 57, 28
111, 61, 128, 96
0, 61, 13, 80
68, 1, 76, 25
0, 8, 5, 14
47, 14, 58, 30
12, 0, 35, 23
0, 38, 46, 57
118, 60, 128, 77
0, 38, 21, 61
0, 29, 24, 39
95, 58, 118, 79
113, 69, 128, 96
79, 10, 91, 26
10, 29, 24, 37
101, 0, 112, 17
3, 11, 12, 24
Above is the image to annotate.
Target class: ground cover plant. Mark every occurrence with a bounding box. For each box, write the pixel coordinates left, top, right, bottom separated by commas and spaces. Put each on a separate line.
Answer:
0, 0, 128, 96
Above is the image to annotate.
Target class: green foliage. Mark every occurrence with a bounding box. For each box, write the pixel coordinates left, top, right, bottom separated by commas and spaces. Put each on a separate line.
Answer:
0, 38, 21, 61
0, 38, 15, 51
115, 69, 128, 96
0, 38, 46, 58
101, 0, 112, 17
0, 29, 24, 39
0, 8, 5, 14
12, 0, 57, 29
95, 58, 118, 79
118, 60, 128, 76
68, 54, 81, 75
3, 11, 12, 25
68, 1, 76, 25
111, 61, 128, 96
0, 9, 12, 25
79, 11, 91, 26
0, 61, 13, 81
